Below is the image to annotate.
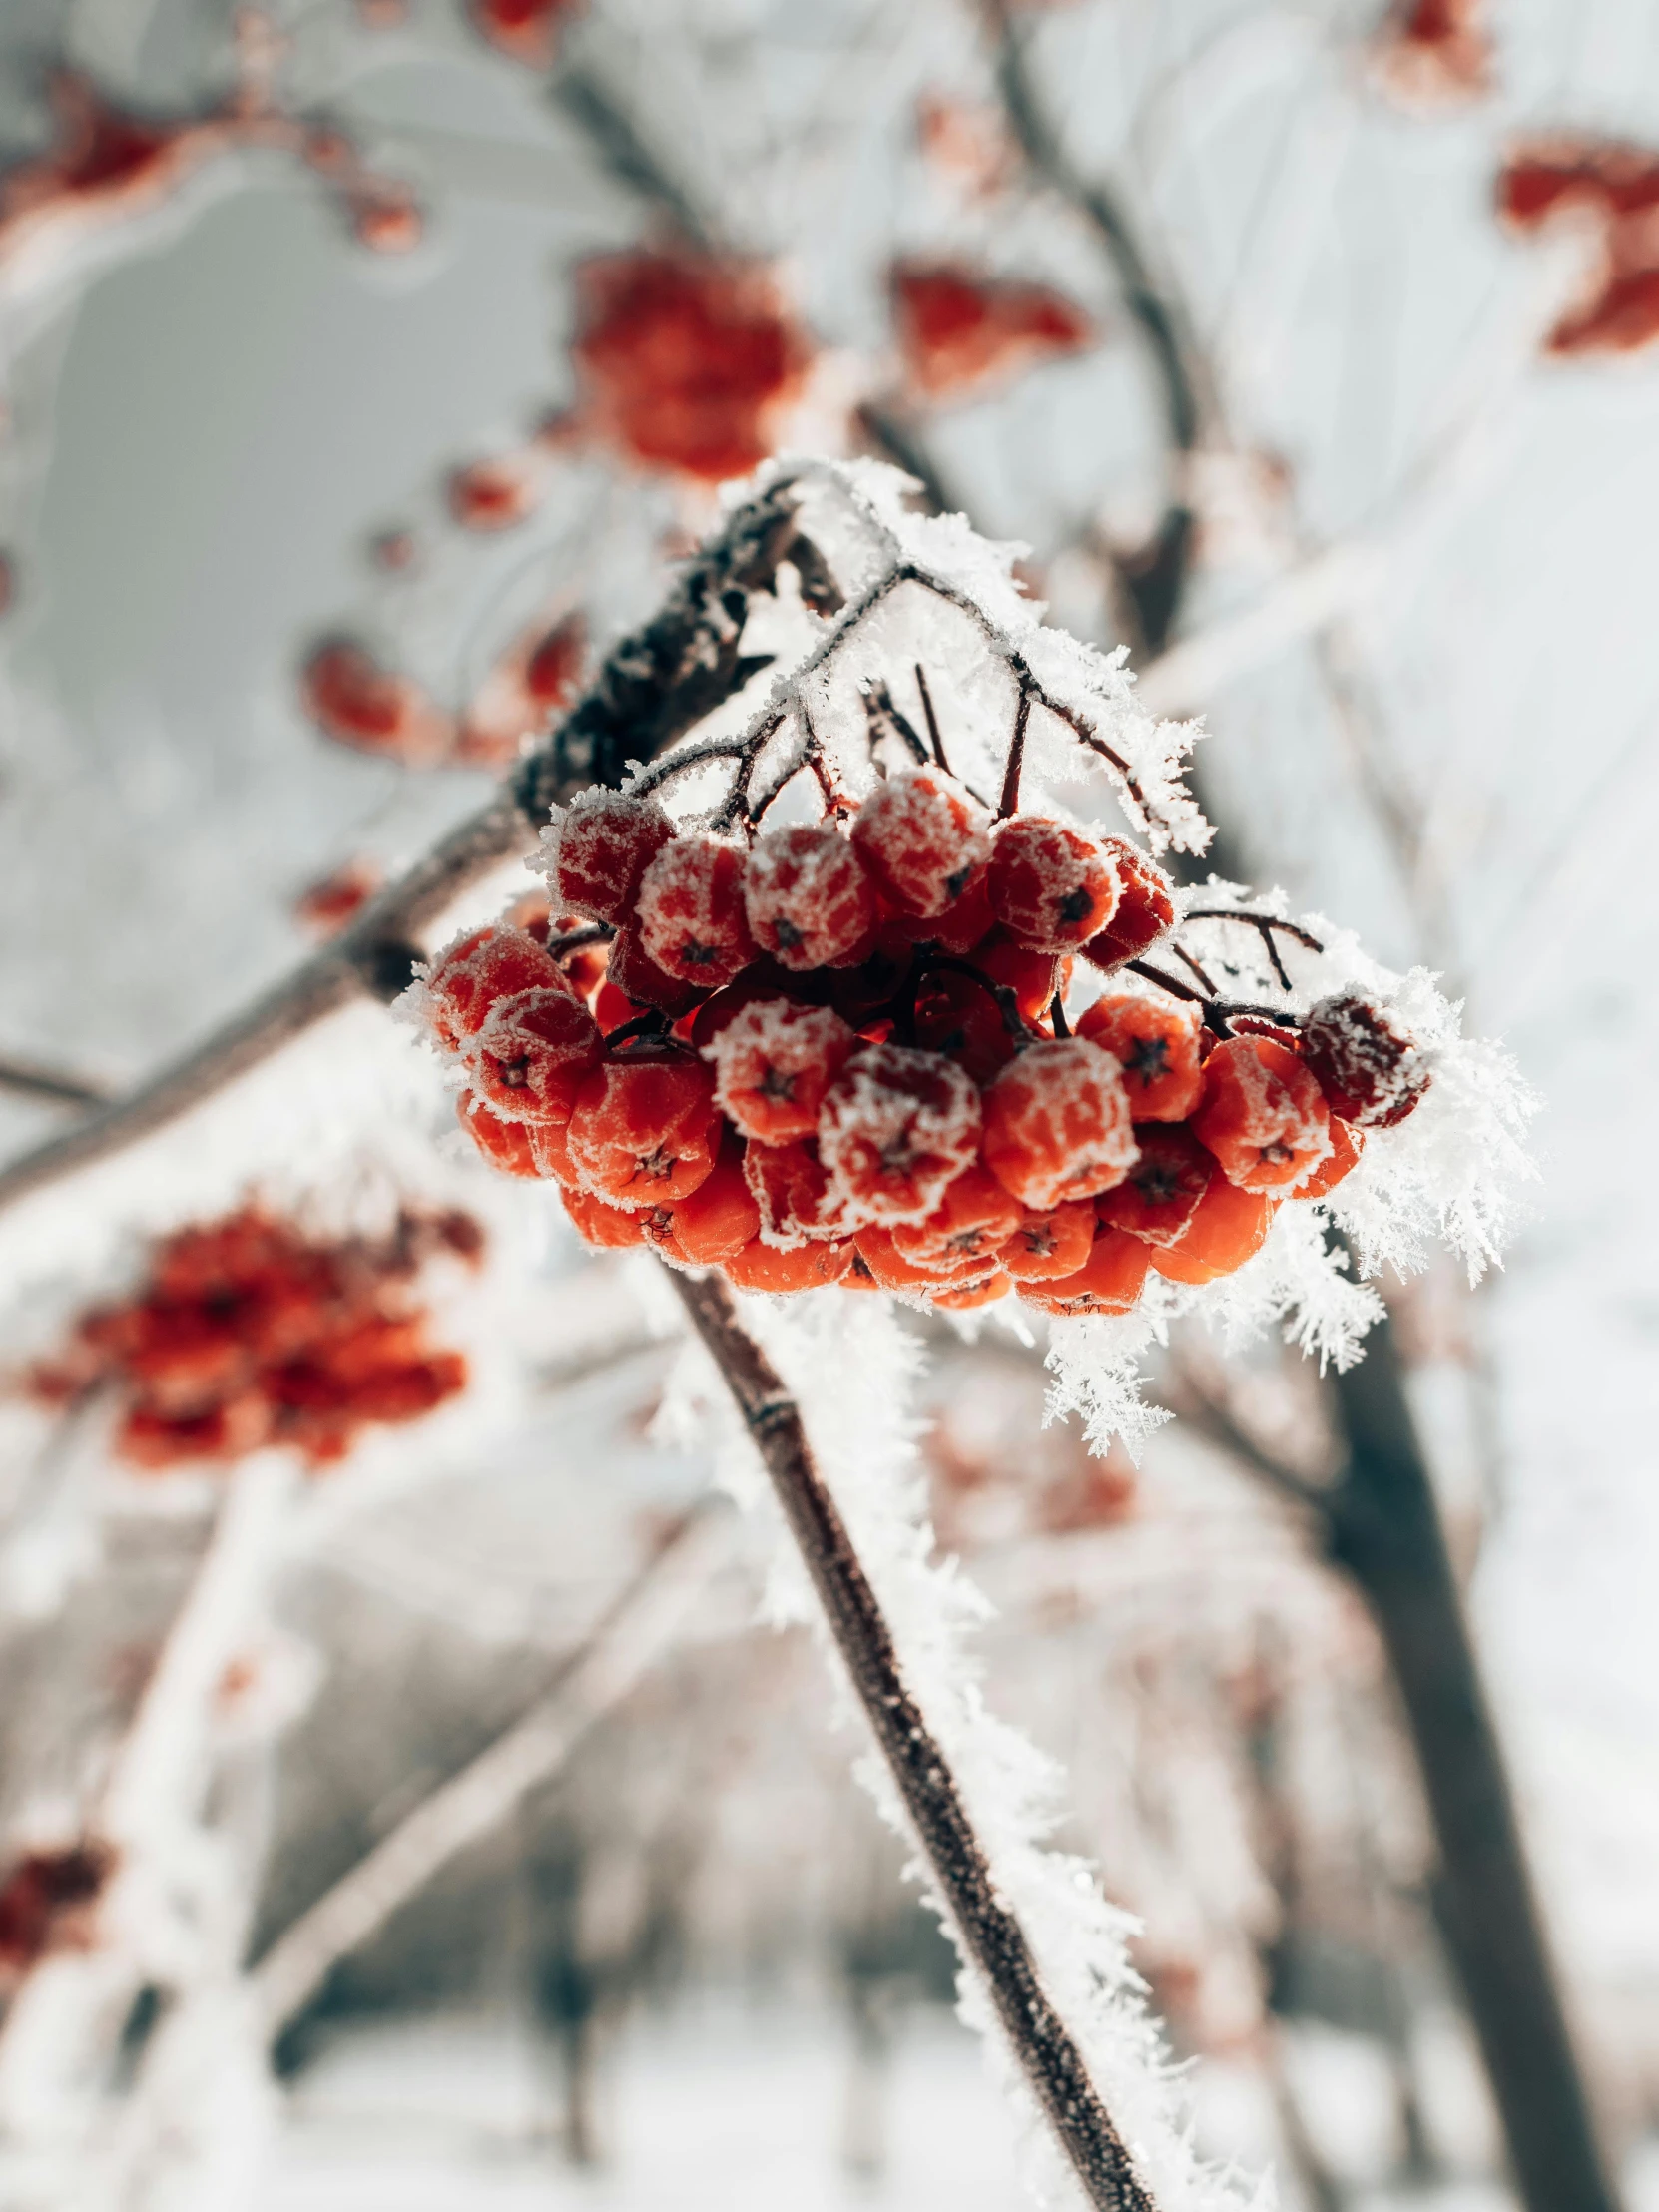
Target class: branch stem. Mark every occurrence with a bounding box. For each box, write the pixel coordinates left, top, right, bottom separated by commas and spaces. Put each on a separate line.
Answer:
671, 1271, 1157, 2212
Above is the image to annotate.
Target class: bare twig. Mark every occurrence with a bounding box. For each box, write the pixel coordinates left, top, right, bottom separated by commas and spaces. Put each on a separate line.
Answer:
0, 1052, 112, 1110
249, 1499, 731, 2036
672, 1271, 1156, 2212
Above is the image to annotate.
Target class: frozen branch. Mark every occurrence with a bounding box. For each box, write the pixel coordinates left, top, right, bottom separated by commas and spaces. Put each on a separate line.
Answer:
672, 1271, 1157, 2212
249, 1499, 732, 2037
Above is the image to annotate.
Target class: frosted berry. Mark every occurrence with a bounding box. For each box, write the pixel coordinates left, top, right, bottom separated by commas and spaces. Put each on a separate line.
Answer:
852, 1225, 975, 1292
560, 1182, 650, 1250
1150, 1177, 1276, 1284
743, 824, 877, 970
982, 1039, 1137, 1211
566, 1051, 720, 1207
1095, 1123, 1214, 1246
1191, 1036, 1332, 1193
541, 790, 673, 926
1080, 839, 1175, 970
997, 1200, 1097, 1283
889, 872, 995, 956
467, 986, 602, 1123
912, 969, 1017, 1085
605, 928, 709, 1020
704, 999, 855, 1144
987, 817, 1121, 952
818, 1042, 982, 1225
426, 926, 564, 1051
974, 928, 1065, 1024
850, 768, 991, 919
890, 1165, 1022, 1274
526, 1116, 578, 1184
1301, 993, 1429, 1128
636, 835, 758, 988
459, 1093, 541, 1178
931, 1271, 1012, 1311
648, 1135, 761, 1266
1076, 993, 1204, 1121
744, 1138, 846, 1248
724, 1237, 854, 1294
1020, 1227, 1151, 1317
1293, 1116, 1364, 1199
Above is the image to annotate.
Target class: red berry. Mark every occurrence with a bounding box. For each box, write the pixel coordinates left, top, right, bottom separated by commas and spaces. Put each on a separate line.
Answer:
973, 928, 1065, 1024
987, 817, 1121, 952
852, 1224, 974, 1291
743, 824, 877, 970
566, 1051, 720, 1206
1191, 1036, 1332, 1193
1150, 1177, 1277, 1284
723, 1237, 854, 1294
931, 1270, 1012, 1311
458, 1093, 541, 1178
1019, 1226, 1151, 1316
1095, 1123, 1214, 1246
526, 1116, 578, 1183
1293, 1116, 1364, 1199
1075, 993, 1204, 1121
889, 1164, 1021, 1273
982, 1039, 1137, 1211
560, 1182, 650, 1250
1301, 994, 1430, 1128
1080, 840, 1175, 970
466, 986, 602, 1123
604, 927, 710, 1019
912, 968, 1018, 1085
425, 925, 564, 1051
636, 835, 758, 988
818, 1042, 982, 1225
997, 1199, 1097, 1282
647, 1133, 761, 1266
888, 872, 996, 956
704, 998, 856, 1144
743, 1138, 846, 1247
543, 790, 674, 926
850, 769, 990, 919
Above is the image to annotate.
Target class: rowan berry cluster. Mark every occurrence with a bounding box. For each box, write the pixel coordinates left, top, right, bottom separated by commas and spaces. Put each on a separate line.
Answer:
424, 760, 1428, 1320
26, 1206, 478, 1470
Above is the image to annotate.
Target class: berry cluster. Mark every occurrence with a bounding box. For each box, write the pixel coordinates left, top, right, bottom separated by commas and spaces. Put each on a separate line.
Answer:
426, 763, 1428, 1319
1500, 137, 1659, 357
27, 1207, 478, 1470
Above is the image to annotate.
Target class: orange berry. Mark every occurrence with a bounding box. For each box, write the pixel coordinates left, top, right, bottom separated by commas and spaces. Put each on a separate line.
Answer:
974, 927, 1063, 1023
559, 1182, 650, 1250
889, 1165, 1022, 1273
1080, 839, 1175, 971
743, 823, 877, 970
1301, 993, 1430, 1128
853, 1225, 978, 1291
722, 1237, 854, 1294
646, 1134, 761, 1266
1095, 1123, 1214, 1246
850, 768, 990, 918
818, 1042, 982, 1225
1075, 992, 1203, 1121
1191, 1036, 1332, 1193
543, 790, 673, 925
1020, 1227, 1151, 1316
566, 1051, 720, 1207
526, 1116, 578, 1184
458, 1093, 541, 1178
636, 836, 758, 988
1150, 1176, 1276, 1284
997, 1199, 1097, 1282
888, 872, 996, 956
982, 1038, 1137, 1210
466, 986, 602, 1123
703, 998, 856, 1144
931, 1270, 1012, 1311
987, 817, 1121, 951
911, 968, 1017, 1086
1293, 1116, 1364, 1199
743, 1138, 846, 1247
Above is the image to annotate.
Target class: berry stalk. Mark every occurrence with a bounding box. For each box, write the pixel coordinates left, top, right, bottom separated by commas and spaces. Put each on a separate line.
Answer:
672, 1269, 1159, 2212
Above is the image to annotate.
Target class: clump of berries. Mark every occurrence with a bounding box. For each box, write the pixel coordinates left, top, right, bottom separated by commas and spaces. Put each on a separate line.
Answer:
423, 749, 1430, 1320
26, 1206, 478, 1469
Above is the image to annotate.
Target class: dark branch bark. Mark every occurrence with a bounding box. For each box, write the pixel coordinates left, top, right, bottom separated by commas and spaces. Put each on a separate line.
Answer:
672, 1270, 1157, 2212
0, 475, 825, 1217
0, 1051, 113, 1109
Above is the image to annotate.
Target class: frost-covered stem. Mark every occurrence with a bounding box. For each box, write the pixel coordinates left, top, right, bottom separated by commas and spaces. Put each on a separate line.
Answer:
672, 1272, 1158, 2212
0, 473, 817, 1218
248, 1500, 730, 2038
1325, 1317, 1624, 2212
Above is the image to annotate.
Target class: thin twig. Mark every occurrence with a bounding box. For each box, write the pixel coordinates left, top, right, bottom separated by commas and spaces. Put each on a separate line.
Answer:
914, 663, 950, 774
1165, 1364, 1334, 1519
0, 1052, 112, 1110
672, 1272, 1157, 2212
998, 688, 1032, 819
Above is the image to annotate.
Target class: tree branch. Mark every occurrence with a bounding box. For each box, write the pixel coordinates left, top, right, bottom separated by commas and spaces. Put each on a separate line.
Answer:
0, 473, 824, 1218
671, 1270, 1157, 2212
0, 1051, 112, 1111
